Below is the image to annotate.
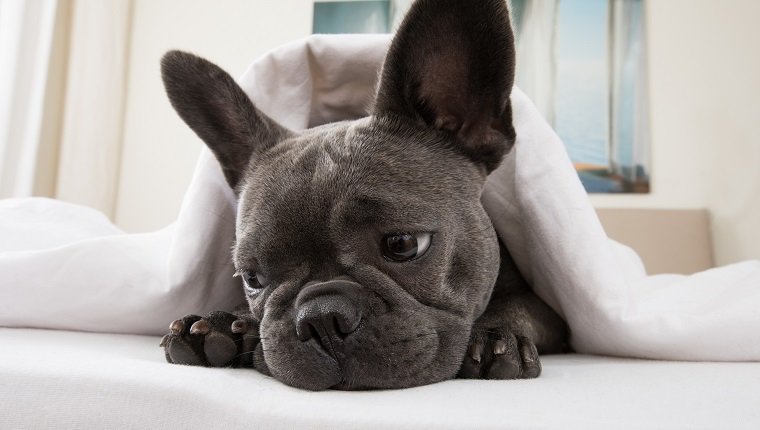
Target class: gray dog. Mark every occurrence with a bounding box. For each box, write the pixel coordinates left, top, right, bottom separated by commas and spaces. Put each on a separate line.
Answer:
159, 0, 566, 390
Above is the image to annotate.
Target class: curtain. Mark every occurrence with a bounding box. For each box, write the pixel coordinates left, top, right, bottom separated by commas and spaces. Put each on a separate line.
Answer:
55, 0, 131, 218
390, 0, 414, 30
0, 0, 59, 198
513, 0, 559, 125
609, 0, 648, 184
0, 0, 131, 217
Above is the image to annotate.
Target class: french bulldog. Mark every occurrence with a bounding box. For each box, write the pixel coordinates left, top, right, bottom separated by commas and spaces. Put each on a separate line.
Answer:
159, 0, 566, 391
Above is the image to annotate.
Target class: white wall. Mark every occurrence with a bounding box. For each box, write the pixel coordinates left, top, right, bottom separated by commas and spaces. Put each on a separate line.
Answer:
115, 0, 313, 232
112, 0, 760, 266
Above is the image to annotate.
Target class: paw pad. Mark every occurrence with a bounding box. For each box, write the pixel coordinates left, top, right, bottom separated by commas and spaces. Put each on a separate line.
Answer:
161, 312, 261, 369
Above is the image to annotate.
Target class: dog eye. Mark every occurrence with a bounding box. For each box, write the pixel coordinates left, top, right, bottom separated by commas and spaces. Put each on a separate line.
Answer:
236, 270, 269, 295
382, 233, 431, 262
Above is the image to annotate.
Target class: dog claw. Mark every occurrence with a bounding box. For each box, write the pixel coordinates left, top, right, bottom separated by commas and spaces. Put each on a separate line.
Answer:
159, 334, 170, 347
493, 339, 507, 355
169, 319, 184, 334
231, 319, 248, 334
190, 319, 210, 335
469, 343, 482, 363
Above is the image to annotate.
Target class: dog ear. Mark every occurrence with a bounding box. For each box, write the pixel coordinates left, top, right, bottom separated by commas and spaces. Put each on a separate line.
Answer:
161, 50, 290, 189
374, 0, 516, 173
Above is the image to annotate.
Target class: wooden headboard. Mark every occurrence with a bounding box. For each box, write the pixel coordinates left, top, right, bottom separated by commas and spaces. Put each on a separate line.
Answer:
596, 209, 714, 275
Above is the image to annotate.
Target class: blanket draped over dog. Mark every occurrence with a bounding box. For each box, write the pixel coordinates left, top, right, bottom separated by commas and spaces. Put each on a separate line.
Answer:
1, 35, 758, 361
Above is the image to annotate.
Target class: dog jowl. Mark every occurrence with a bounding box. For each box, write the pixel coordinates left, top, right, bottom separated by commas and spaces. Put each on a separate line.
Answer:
159, 0, 566, 390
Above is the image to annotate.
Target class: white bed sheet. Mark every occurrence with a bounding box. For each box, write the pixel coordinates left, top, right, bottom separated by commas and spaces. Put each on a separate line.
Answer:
1, 328, 757, 430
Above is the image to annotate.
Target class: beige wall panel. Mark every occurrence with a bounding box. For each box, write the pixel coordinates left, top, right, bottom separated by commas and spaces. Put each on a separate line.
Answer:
598, 209, 713, 275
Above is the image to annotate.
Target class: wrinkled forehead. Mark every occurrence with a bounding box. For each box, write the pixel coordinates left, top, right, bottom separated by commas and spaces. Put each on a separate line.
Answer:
233, 118, 481, 265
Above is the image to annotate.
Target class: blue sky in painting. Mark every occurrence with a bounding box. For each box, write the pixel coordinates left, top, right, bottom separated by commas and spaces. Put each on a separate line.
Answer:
557, 0, 608, 61
555, 0, 609, 166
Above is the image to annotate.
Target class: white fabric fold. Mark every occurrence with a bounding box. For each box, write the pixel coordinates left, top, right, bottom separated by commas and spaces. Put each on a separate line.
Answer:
1, 34, 758, 361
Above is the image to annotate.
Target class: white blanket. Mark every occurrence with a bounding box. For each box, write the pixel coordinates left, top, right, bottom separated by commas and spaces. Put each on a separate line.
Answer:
1, 35, 759, 361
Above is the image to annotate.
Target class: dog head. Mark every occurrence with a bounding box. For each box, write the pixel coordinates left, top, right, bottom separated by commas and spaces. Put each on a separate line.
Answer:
161, 0, 515, 390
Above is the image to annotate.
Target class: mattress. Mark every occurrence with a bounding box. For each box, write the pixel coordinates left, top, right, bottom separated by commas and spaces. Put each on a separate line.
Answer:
1, 328, 757, 429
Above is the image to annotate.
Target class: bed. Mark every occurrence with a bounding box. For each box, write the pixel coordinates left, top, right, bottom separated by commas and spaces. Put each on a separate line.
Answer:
1, 33, 758, 428
2, 209, 757, 429
2, 326, 757, 430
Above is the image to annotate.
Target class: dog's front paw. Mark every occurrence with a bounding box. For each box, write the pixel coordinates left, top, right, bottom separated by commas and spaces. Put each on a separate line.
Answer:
457, 328, 541, 380
160, 311, 259, 368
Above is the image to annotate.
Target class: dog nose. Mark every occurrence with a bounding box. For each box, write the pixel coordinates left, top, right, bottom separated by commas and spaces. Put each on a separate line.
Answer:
296, 294, 362, 350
